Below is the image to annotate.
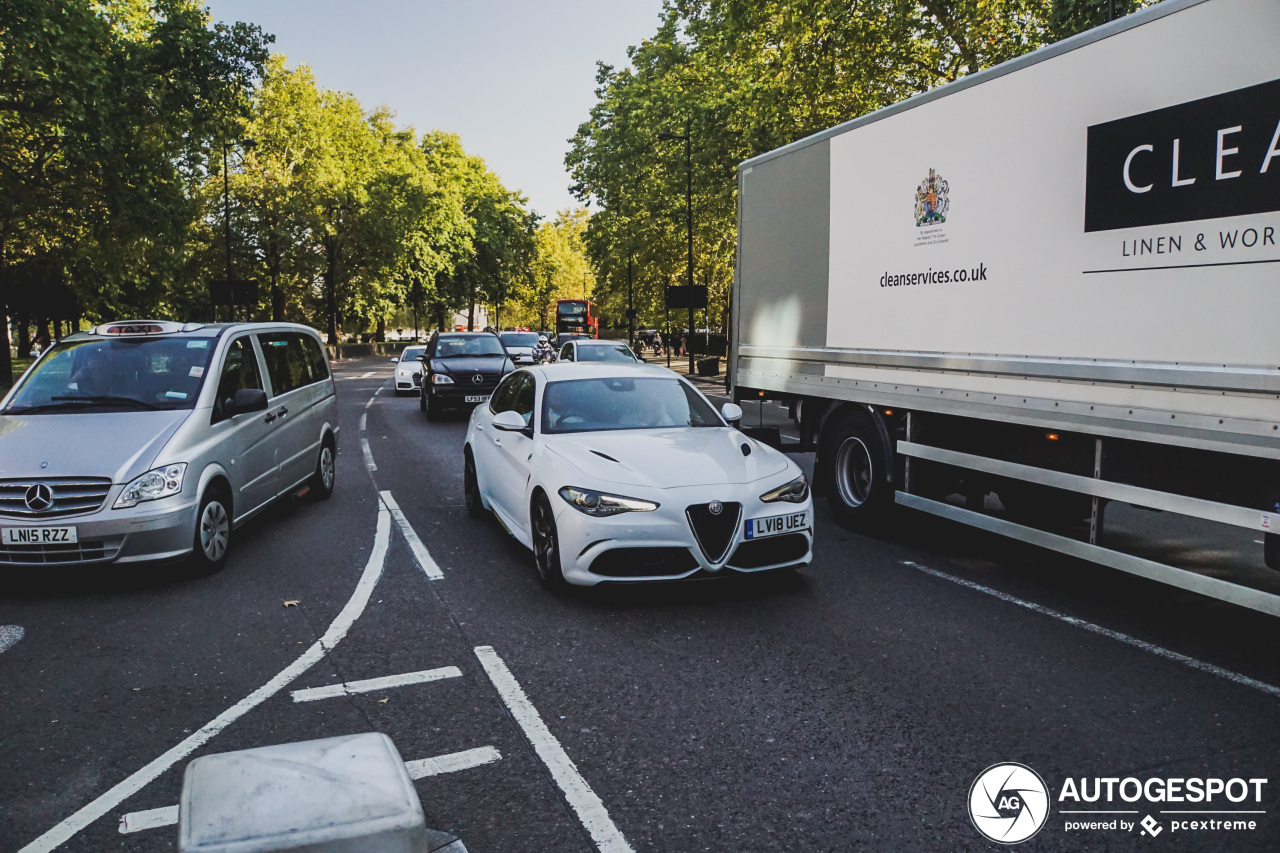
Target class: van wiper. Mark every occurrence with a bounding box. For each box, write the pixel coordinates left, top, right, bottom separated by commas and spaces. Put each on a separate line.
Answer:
46, 395, 162, 410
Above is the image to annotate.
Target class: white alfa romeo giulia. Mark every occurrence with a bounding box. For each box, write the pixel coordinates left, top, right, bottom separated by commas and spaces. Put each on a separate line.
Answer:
463, 363, 813, 586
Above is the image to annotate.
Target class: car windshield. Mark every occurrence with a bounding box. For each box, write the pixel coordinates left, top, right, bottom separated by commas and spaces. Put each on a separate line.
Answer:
400, 347, 426, 362
3, 336, 217, 414
576, 343, 636, 363
542, 377, 721, 434
500, 333, 539, 348
435, 336, 505, 357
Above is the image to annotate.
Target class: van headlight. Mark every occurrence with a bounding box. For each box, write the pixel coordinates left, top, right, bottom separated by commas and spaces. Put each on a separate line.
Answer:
558, 486, 658, 516
114, 463, 187, 508
760, 474, 808, 504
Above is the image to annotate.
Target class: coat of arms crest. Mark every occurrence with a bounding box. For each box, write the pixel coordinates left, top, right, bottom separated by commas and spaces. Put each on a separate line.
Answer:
914, 168, 949, 226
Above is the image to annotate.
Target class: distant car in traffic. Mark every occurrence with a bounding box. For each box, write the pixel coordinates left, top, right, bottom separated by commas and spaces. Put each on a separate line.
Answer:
462, 363, 813, 586
391, 345, 426, 395
0, 320, 337, 573
498, 331, 539, 365
557, 339, 641, 364
419, 331, 514, 421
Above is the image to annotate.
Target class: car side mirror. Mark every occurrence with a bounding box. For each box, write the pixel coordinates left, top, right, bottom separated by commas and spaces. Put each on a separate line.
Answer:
492, 410, 529, 433
231, 388, 269, 416
389, 357, 399, 363
721, 402, 743, 427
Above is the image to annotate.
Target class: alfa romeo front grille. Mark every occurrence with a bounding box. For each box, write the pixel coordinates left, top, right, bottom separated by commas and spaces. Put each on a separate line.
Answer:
0, 478, 113, 519
685, 502, 742, 564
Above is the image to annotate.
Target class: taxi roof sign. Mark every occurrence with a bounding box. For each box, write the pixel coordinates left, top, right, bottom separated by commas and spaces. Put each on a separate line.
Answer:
95, 320, 181, 336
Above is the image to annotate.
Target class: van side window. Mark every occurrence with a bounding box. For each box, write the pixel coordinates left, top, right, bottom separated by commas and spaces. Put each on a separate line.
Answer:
213, 337, 263, 423
258, 332, 326, 396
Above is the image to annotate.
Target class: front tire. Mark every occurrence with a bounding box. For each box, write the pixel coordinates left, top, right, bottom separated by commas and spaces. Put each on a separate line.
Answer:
190, 486, 232, 575
423, 388, 441, 421
531, 492, 566, 589
820, 407, 891, 530
464, 450, 485, 518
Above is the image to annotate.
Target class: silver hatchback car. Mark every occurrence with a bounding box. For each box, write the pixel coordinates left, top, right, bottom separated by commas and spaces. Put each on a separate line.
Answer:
0, 320, 338, 573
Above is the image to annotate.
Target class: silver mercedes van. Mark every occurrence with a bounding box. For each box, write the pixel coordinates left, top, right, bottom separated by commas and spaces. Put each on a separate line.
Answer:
0, 320, 338, 573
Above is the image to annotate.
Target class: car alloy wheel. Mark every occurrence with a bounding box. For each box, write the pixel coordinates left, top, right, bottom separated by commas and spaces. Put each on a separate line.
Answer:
311, 438, 336, 500
531, 492, 565, 588
189, 487, 232, 574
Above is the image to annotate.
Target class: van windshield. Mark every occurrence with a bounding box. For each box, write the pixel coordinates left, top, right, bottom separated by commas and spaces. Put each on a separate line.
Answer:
2, 337, 217, 414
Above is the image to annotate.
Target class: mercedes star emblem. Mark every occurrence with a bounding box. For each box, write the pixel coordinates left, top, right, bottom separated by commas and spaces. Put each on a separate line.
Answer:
24, 483, 54, 512
472, 374, 485, 385
708, 500, 723, 516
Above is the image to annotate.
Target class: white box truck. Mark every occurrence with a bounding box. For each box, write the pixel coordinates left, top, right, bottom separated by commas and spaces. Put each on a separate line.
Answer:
730, 0, 1280, 615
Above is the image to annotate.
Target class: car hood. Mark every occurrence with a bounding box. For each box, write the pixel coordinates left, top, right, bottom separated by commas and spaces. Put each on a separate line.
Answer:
433, 356, 511, 376
544, 427, 791, 489
0, 410, 191, 483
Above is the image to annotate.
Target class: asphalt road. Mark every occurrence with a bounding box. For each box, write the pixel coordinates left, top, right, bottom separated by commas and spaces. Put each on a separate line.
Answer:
2, 355, 1279, 852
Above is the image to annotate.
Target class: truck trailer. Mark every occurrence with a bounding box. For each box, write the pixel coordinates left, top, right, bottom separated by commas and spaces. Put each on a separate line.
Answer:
730, 0, 1280, 615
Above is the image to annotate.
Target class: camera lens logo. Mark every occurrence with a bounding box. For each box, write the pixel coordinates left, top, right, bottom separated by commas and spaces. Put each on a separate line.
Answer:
968, 763, 1050, 844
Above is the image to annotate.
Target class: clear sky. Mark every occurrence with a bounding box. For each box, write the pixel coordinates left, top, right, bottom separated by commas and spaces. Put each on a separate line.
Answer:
203, 0, 665, 221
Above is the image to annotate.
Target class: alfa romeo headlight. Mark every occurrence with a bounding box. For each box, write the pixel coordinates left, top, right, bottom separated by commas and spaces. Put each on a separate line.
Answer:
431, 373, 454, 385
114, 463, 187, 508
760, 474, 808, 504
558, 486, 658, 516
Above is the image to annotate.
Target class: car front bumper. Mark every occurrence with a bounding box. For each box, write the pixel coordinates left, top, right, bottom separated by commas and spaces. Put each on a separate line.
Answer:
0, 496, 200, 567
550, 485, 813, 586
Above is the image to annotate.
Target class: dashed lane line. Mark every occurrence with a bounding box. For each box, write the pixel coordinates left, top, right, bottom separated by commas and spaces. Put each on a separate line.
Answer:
0, 624, 24, 654
291, 666, 461, 703
380, 490, 444, 580
359, 413, 367, 431
361, 437, 377, 472
360, 371, 376, 378
901, 560, 1280, 700
118, 746, 503, 834
475, 645, 634, 853
21, 506, 394, 853
405, 746, 502, 779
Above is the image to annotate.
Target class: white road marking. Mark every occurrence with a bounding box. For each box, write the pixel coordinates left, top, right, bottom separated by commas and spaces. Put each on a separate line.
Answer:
0, 624, 24, 654
901, 560, 1280, 699
364, 396, 375, 411
20, 507, 393, 853
117, 805, 178, 834
474, 646, 633, 853
361, 371, 375, 378
359, 413, 367, 431
118, 746, 500, 835
291, 666, 461, 703
380, 491, 444, 580
361, 437, 377, 472
405, 746, 502, 779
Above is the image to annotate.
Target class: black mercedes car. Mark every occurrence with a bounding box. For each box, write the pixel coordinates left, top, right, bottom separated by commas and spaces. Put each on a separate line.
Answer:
419, 331, 514, 421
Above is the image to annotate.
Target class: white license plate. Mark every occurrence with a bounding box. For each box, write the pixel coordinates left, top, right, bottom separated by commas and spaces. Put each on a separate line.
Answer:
744, 510, 809, 540
2, 526, 78, 545
464, 394, 490, 404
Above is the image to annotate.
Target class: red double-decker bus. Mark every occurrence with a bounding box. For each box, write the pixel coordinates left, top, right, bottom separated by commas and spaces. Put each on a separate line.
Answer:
554, 299, 599, 339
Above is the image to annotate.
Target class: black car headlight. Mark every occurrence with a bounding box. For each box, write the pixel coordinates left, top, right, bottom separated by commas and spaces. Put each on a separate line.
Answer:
760, 474, 808, 504
558, 486, 659, 516
431, 373, 454, 385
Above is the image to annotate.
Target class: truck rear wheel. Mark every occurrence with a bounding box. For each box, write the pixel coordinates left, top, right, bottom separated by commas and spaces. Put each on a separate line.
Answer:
821, 408, 891, 529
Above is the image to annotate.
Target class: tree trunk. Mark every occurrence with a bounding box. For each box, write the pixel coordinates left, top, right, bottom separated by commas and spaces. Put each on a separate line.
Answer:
16, 314, 30, 360
270, 234, 284, 322
467, 282, 476, 332
375, 317, 386, 343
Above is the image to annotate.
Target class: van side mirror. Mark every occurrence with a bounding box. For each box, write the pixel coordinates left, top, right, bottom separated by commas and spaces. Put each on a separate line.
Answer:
231, 388, 269, 416
721, 402, 743, 427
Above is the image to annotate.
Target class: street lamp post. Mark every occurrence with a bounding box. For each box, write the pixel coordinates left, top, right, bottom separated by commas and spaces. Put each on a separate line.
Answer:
221, 138, 256, 321
658, 121, 694, 374
325, 200, 351, 347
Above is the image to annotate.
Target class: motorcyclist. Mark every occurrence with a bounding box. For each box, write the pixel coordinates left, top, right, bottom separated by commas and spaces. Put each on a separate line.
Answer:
533, 334, 557, 364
